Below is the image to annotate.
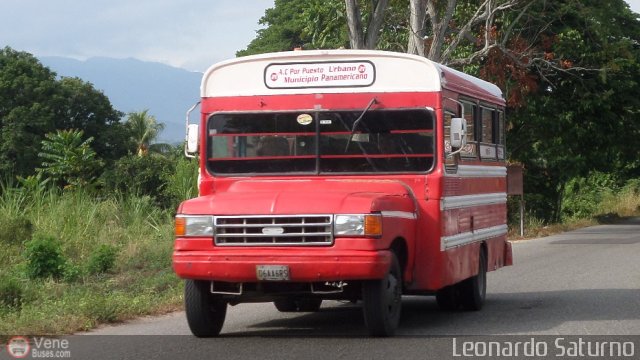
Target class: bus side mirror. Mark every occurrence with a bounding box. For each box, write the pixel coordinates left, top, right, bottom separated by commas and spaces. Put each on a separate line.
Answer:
450, 117, 467, 149
186, 124, 199, 154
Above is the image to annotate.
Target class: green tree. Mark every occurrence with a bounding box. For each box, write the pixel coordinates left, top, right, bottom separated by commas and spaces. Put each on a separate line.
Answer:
0, 47, 128, 179
0, 47, 58, 178
125, 110, 166, 156
238, 0, 417, 56
54, 77, 129, 162
37, 129, 103, 188
237, 0, 316, 56
238, 0, 354, 56
505, 0, 640, 220
102, 153, 174, 207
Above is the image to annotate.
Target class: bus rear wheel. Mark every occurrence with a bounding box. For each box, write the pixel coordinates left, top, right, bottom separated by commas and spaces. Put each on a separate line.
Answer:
362, 252, 402, 337
184, 280, 227, 337
460, 248, 487, 311
436, 247, 487, 311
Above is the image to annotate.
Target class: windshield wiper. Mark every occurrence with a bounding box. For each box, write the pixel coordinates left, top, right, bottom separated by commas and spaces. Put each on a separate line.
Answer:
344, 97, 378, 152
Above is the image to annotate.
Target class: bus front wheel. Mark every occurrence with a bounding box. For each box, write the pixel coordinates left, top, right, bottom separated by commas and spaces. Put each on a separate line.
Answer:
362, 252, 402, 337
185, 280, 227, 337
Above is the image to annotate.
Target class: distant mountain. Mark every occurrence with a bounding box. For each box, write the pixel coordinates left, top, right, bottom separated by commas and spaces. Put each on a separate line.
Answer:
39, 56, 203, 144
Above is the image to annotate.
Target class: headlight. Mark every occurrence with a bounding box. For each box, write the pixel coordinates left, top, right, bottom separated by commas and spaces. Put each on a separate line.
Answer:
334, 214, 382, 237
175, 215, 214, 236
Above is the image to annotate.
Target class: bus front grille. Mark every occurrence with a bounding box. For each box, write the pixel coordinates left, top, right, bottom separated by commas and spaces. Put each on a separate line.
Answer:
214, 215, 333, 246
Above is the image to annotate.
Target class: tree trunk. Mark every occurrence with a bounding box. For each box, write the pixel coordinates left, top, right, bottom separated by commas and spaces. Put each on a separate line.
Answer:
426, 0, 458, 62
345, 0, 365, 49
345, 0, 389, 49
365, 0, 390, 48
407, 0, 428, 56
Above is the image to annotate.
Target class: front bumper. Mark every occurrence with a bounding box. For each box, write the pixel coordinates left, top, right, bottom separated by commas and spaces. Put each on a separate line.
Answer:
172, 248, 391, 282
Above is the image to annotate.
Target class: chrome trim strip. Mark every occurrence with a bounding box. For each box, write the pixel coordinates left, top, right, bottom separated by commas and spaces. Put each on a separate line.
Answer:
381, 211, 417, 220
215, 232, 332, 238
441, 192, 507, 210
441, 224, 508, 250
446, 165, 507, 177
210, 281, 243, 295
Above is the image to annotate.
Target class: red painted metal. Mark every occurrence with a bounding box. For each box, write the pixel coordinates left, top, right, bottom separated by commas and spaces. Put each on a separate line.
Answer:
173, 247, 392, 283
173, 52, 512, 299
201, 92, 441, 114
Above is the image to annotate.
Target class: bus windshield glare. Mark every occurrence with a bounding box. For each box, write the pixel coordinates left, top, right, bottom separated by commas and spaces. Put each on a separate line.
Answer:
207, 109, 435, 175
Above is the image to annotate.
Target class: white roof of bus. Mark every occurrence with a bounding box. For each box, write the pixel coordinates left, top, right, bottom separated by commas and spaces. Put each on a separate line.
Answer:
201, 49, 503, 102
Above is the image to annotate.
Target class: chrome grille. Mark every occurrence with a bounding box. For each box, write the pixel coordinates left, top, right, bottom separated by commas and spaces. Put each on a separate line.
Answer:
214, 215, 333, 246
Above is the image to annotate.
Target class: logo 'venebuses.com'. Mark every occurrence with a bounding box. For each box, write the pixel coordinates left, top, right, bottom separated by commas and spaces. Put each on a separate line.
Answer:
6, 336, 31, 358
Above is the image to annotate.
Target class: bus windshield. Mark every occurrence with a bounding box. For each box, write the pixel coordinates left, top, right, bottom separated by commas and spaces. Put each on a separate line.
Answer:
207, 109, 435, 175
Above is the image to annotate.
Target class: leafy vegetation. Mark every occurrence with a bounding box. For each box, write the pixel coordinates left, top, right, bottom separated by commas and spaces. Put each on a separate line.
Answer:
37, 129, 103, 189
242, 0, 640, 223
0, 49, 197, 333
24, 235, 67, 280
86, 244, 119, 275
0, 188, 186, 335
125, 110, 166, 156
0, 47, 128, 179
509, 177, 640, 239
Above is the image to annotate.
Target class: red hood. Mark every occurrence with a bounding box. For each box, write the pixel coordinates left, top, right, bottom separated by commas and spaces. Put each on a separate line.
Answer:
179, 179, 416, 215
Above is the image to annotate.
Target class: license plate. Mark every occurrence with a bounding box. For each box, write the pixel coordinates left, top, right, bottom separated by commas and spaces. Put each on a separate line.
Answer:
256, 265, 290, 281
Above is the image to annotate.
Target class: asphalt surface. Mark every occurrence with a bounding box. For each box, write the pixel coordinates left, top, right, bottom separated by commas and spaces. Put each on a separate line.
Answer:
3, 219, 639, 359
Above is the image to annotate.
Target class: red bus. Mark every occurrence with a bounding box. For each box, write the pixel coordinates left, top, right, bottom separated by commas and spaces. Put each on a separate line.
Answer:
173, 50, 512, 337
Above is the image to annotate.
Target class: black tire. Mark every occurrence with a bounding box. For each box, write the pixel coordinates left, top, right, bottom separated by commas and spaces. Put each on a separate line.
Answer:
274, 298, 322, 312
362, 252, 402, 337
436, 284, 459, 311
184, 280, 227, 337
460, 248, 487, 311
436, 248, 488, 312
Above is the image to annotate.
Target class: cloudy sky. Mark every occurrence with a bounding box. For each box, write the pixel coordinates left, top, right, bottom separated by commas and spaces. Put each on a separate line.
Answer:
1, 0, 639, 72
0, 0, 274, 72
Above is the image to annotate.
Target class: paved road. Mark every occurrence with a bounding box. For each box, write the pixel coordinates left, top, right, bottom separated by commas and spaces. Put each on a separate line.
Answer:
5, 220, 639, 359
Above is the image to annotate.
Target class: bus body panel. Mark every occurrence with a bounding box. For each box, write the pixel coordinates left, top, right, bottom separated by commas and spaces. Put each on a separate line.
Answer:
174, 49, 511, 297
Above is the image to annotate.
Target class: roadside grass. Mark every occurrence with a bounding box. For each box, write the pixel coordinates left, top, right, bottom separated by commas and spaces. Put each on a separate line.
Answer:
0, 188, 183, 336
508, 180, 640, 240
508, 217, 597, 240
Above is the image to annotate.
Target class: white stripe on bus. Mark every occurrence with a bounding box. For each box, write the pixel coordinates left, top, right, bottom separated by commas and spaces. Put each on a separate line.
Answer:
441, 192, 507, 210
441, 224, 508, 250
381, 211, 417, 220
446, 165, 507, 178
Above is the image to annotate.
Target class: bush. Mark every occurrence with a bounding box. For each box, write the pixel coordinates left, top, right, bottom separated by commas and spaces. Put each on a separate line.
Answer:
80, 292, 121, 323
0, 274, 23, 309
24, 235, 67, 279
598, 178, 640, 217
101, 154, 174, 207
0, 215, 33, 244
87, 244, 118, 275
560, 172, 620, 220
163, 156, 198, 210
63, 263, 84, 283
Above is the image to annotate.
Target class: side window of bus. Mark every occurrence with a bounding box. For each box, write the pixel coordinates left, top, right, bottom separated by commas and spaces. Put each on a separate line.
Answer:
481, 107, 494, 143
444, 111, 457, 170
497, 111, 506, 160
479, 106, 496, 160
460, 101, 477, 159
